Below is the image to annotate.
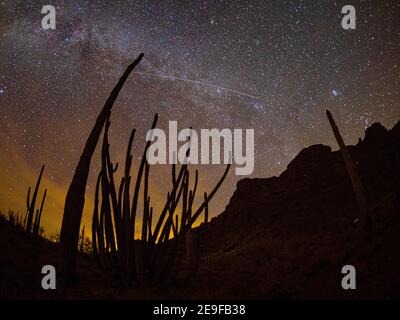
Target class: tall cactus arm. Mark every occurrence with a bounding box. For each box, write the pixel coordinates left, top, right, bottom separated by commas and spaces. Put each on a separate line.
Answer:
326, 110, 369, 228
34, 189, 47, 237
189, 164, 231, 229
26, 165, 45, 233
92, 172, 102, 260
58, 53, 144, 280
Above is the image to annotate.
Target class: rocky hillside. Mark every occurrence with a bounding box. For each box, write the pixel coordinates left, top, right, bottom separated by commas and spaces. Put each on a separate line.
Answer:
193, 121, 400, 299
202, 121, 400, 251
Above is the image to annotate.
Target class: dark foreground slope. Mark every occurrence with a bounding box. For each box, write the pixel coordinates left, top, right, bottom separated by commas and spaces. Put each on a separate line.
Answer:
0, 121, 399, 299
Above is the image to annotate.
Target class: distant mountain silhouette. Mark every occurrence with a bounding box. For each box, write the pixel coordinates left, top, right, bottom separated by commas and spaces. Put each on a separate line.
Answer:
201, 121, 400, 251
191, 121, 400, 298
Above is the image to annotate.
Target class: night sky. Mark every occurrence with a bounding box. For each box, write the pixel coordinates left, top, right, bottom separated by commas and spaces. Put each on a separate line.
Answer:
0, 0, 399, 235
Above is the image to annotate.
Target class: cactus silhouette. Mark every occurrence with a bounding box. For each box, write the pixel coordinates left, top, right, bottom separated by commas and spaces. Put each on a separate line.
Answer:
23, 165, 47, 238
326, 110, 370, 231
91, 115, 230, 286
56, 52, 229, 284
25, 165, 45, 234
58, 53, 144, 280
33, 188, 47, 237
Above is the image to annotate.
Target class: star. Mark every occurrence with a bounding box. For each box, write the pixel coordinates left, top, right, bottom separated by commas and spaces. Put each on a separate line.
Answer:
251, 101, 264, 112
331, 89, 339, 97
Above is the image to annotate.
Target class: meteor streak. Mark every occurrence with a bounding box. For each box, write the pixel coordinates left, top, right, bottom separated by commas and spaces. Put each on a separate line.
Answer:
133, 71, 259, 100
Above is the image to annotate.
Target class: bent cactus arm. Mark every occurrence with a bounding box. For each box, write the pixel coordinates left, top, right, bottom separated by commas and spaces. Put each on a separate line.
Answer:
58, 54, 144, 280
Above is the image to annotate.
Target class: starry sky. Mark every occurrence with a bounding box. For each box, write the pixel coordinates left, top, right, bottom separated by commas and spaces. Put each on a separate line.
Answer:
0, 0, 399, 235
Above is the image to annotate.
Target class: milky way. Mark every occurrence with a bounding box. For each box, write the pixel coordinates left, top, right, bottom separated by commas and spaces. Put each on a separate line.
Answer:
0, 0, 399, 234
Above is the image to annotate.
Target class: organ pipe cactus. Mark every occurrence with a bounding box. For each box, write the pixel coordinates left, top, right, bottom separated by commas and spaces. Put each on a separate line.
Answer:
91, 114, 230, 286
24, 165, 47, 238
33, 188, 47, 237
57, 51, 229, 284
58, 53, 144, 280
326, 110, 370, 231
25, 165, 45, 234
